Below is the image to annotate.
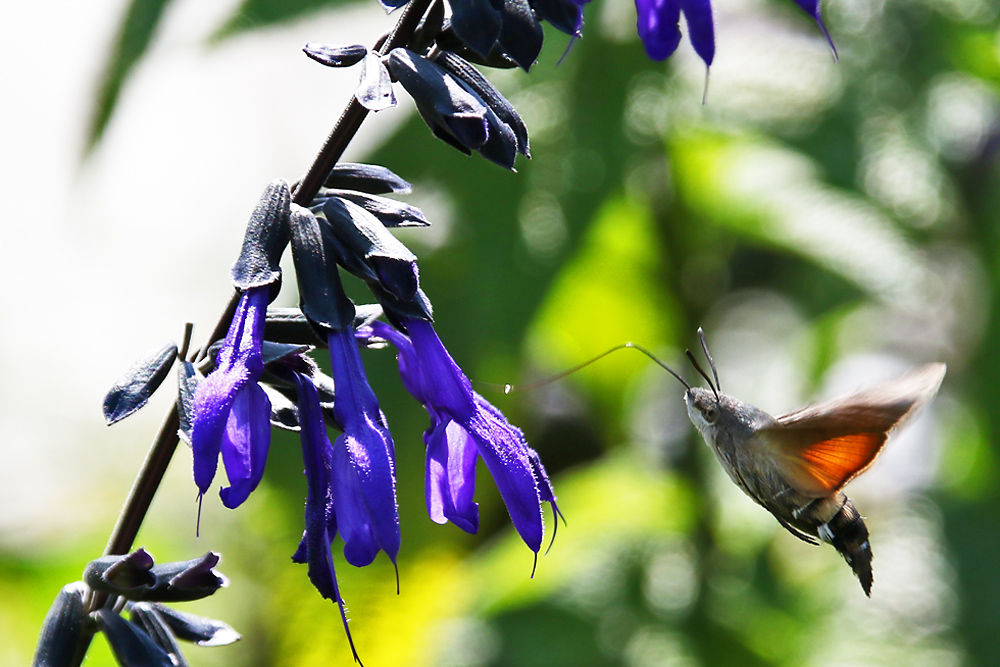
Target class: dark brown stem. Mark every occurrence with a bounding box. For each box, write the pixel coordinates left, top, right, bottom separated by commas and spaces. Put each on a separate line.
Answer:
97, 0, 435, 562
103, 406, 181, 556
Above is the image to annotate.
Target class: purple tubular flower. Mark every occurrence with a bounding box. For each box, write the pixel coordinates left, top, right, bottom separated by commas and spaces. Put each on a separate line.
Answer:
679, 0, 714, 67
327, 326, 401, 567
370, 318, 557, 554
635, 0, 681, 61
191, 286, 272, 509
291, 372, 359, 663
791, 0, 838, 60
634, 0, 714, 67
425, 418, 479, 532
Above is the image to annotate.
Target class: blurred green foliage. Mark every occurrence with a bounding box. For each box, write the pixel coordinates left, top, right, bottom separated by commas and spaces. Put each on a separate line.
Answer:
34, 0, 1000, 665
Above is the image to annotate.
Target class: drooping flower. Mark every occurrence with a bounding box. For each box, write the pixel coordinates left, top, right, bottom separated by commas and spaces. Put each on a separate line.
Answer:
369, 317, 559, 556
790, 0, 838, 59
289, 370, 359, 663
326, 326, 401, 568
634, 0, 836, 66
190, 286, 272, 509
635, 0, 714, 67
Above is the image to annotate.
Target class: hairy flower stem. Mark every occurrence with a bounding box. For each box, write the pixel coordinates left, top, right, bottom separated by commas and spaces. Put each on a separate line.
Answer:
97, 0, 435, 578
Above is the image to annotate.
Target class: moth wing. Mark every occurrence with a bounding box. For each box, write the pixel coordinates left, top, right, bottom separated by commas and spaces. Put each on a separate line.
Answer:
759, 363, 946, 497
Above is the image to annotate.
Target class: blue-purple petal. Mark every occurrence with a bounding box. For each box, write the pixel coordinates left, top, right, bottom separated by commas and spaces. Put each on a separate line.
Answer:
190, 286, 269, 497
293, 374, 360, 663
216, 287, 268, 372
791, 0, 837, 58
328, 327, 401, 564
425, 419, 480, 533
370, 321, 425, 402
218, 383, 272, 509
406, 318, 477, 422
635, 0, 681, 61
678, 0, 715, 67
190, 368, 241, 494
332, 433, 382, 567
466, 393, 544, 552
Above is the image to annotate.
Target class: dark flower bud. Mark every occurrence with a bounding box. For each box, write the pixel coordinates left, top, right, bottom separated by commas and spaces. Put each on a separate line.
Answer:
147, 604, 240, 647
142, 552, 228, 603
320, 196, 420, 300
84, 549, 156, 596
288, 205, 357, 333
266, 305, 384, 341
265, 387, 301, 431
387, 48, 490, 153
264, 307, 327, 346
32, 582, 89, 667
377, 0, 410, 10
231, 179, 291, 293
475, 117, 518, 170
449, 0, 503, 58
355, 303, 386, 329
260, 342, 312, 366
412, 0, 446, 52
319, 189, 430, 227
436, 25, 519, 69
303, 43, 367, 68
497, 0, 544, 71
370, 283, 434, 326
355, 53, 396, 112
96, 609, 174, 667
435, 50, 529, 158
128, 603, 187, 667
103, 343, 179, 426
176, 361, 201, 447
323, 162, 412, 195
530, 0, 583, 36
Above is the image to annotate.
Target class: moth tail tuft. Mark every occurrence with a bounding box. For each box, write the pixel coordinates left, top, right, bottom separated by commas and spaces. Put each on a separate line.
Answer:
820, 498, 873, 596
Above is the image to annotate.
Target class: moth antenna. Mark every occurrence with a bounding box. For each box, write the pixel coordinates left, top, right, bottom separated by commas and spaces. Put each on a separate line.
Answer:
696, 327, 721, 393
481, 342, 690, 394
686, 349, 720, 400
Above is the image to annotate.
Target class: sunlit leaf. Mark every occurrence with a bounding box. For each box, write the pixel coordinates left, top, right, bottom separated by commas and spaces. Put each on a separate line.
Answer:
527, 195, 679, 413
87, 0, 175, 153
212, 0, 366, 43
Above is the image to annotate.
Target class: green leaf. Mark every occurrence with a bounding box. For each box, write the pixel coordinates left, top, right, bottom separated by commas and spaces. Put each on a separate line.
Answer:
211, 0, 366, 43
86, 0, 174, 153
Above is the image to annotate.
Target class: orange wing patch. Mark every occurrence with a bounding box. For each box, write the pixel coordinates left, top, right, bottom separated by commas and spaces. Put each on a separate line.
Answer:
773, 432, 887, 496
762, 363, 946, 497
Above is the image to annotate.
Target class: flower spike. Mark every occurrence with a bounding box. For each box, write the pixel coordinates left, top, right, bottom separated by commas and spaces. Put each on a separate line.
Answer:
371, 318, 558, 555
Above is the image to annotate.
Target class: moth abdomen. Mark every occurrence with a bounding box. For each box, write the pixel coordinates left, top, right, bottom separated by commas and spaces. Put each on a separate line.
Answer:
817, 497, 873, 596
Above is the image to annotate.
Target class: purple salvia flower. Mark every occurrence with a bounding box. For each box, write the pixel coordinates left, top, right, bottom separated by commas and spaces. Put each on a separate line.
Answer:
636, 0, 681, 60
191, 286, 272, 509
635, 0, 714, 67
791, 0, 838, 60
327, 326, 401, 568
370, 318, 557, 556
291, 372, 360, 663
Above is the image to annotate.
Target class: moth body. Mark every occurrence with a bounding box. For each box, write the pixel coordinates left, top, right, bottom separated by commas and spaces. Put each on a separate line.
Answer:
682, 363, 945, 596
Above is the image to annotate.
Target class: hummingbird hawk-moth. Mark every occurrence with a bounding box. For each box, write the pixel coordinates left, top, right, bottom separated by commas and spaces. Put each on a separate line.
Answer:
505, 331, 946, 594
669, 329, 946, 596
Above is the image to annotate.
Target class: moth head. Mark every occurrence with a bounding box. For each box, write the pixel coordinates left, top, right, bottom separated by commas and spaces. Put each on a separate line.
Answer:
685, 386, 722, 433
682, 327, 726, 436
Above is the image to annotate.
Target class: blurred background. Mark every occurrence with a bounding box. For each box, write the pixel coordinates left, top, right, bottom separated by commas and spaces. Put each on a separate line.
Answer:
2, 0, 999, 664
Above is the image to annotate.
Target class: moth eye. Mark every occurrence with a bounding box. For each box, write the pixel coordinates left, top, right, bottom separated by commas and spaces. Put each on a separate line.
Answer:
703, 406, 718, 423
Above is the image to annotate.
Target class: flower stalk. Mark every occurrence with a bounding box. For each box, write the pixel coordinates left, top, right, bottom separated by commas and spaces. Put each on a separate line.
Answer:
97, 0, 436, 572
